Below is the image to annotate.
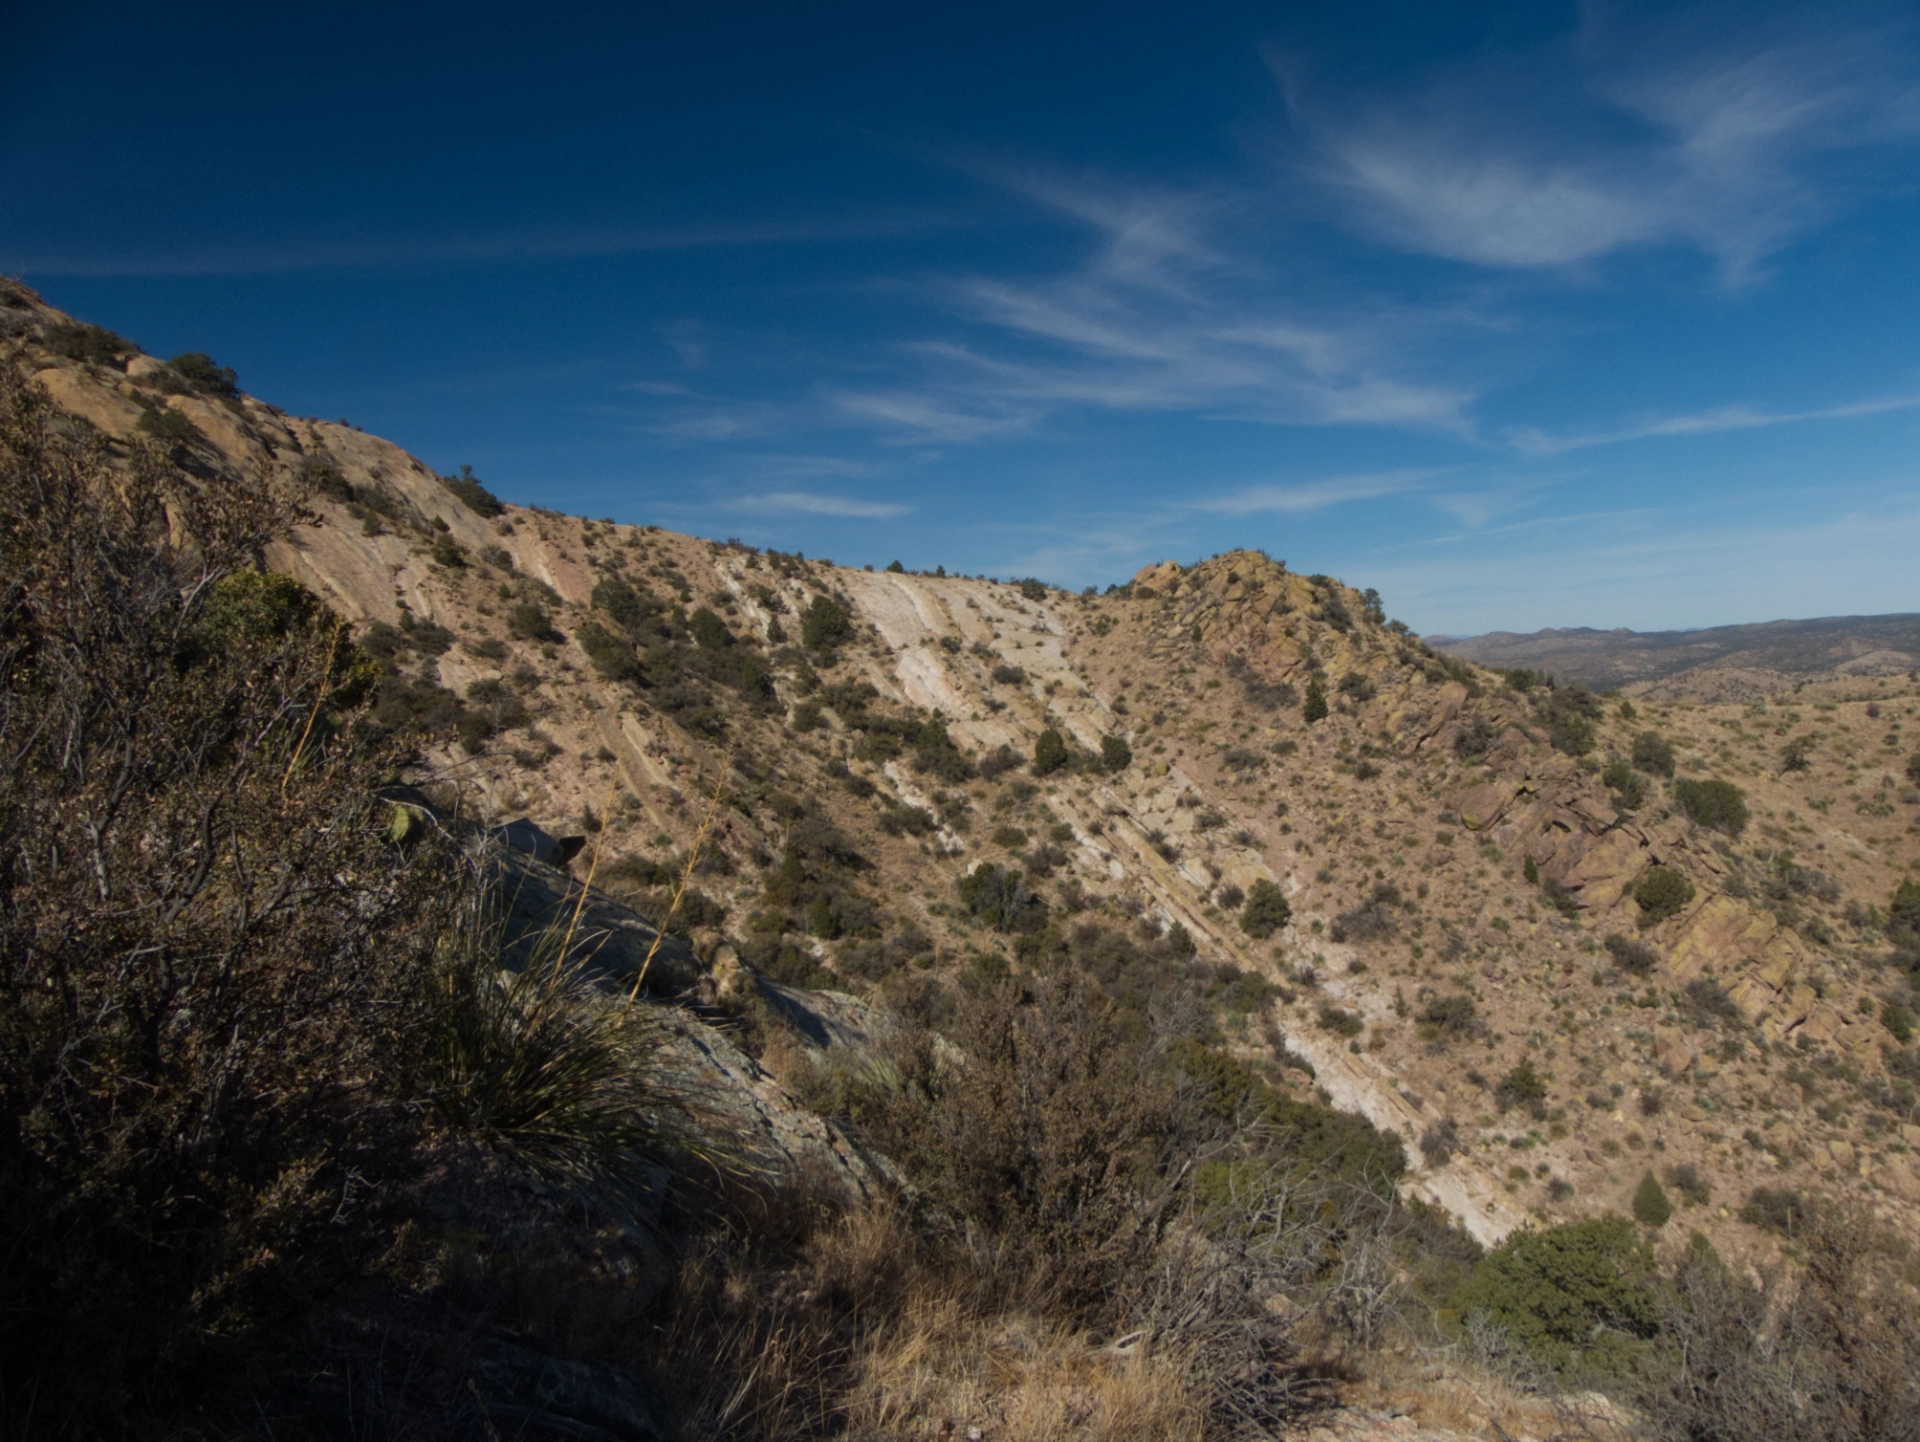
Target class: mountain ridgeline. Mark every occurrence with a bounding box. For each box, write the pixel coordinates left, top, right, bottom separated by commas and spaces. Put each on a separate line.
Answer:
1434, 614, 1920, 700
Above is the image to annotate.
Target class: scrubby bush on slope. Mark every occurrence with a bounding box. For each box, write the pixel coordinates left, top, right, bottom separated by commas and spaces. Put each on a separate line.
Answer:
0, 368, 460, 1428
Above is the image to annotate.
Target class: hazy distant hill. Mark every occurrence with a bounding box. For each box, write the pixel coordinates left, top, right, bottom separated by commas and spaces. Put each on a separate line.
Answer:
1431, 613, 1920, 697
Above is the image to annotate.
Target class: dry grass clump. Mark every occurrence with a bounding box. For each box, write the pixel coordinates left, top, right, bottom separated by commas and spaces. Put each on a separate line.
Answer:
431, 893, 720, 1210
635, 1190, 1206, 1442
843, 1295, 1204, 1442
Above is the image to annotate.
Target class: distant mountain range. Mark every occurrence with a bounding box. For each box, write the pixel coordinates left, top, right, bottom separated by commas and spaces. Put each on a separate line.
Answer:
1430, 613, 1920, 696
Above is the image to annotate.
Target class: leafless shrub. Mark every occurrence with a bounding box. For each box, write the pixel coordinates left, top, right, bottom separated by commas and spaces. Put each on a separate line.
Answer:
1421, 1118, 1465, 1166
0, 366, 462, 1429
1635, 1210, 1920, 1442
858, 974, 1186, 1317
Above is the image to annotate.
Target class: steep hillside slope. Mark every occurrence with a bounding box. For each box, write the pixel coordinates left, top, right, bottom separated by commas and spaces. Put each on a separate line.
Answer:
9, 275, 1920, 1267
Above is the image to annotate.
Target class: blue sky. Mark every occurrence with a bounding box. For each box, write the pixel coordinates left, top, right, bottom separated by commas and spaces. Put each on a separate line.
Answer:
5, 0, 1920, 635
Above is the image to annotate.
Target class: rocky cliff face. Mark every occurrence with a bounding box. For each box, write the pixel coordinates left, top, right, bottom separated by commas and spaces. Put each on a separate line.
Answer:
10, 274, 1920, 1255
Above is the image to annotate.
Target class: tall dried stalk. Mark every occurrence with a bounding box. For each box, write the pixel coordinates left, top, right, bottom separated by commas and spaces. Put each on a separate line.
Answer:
631, 741, 734, 998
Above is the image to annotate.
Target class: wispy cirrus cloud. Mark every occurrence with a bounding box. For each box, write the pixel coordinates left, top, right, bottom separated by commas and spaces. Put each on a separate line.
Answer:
1289, 10, 1920, 280
1506, 389, 1920, 455
828, 170, 1479, 446
828, 388, 1039, 444
723, 490, 910, 519
1196, 468, 1440, 515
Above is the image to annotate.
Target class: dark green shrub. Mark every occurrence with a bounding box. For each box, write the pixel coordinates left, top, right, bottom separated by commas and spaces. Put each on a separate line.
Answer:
165, 351, 239, 398
958, 863, 1047, 933
508, 601, 556, 642
1418, 992, 1481, 1042
1541, 878, 1580, 918
1605, 933, 1658, 975
136, 404, 205, 451
801, 594, 853, 652
1302, 678, 1328, 723
1033, 726, 1068, 775
790, 700, 822, 733
1632, 731, 1676, 777
1454, 716, 1500, 759
464, 678, 528, 733
912, 717, 973, 782
1632, 1171, 1672, 1227
1495, 1058, 1548, 1114
430, 534, 466, 568
1888, 878, 1920, 934
808, 893, 842, 940
42, 320, 132, 363
1884, 1000, 1915, 1044
1740, 1186, 1816, 1234
1099, 734, 1132, 772
689, 607, 734, 650
1666, 1163, 1711, 1207
1635, 866, 1695, 925
974, 745, 1019, 781
1907, 751, 1920, 785
1331, 882, 1400, 942
442, 464, 505, 517
1674, 777, 1748, 836
296, 459, 354, 504
1537, 684, 1601, 755
885, 559, 904, 572
1679, 979, 1742, 1030
1016, 577, 1048, 601
1317, 1003, 1364, 1037
991, 663, 1027, 684
1239, 878, 1291, 939
573, 619, 642, 683
1421, 1118, 1464, 1165
1550, 714, 1595, 756
1451, 1215, 1661, 1376
590, 574, 661, 635
1601, 759, 1648, 808
1781, 735, 1815, 772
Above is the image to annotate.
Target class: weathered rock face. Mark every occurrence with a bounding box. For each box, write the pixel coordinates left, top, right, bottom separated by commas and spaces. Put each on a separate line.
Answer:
1137, 551, 1851, 1048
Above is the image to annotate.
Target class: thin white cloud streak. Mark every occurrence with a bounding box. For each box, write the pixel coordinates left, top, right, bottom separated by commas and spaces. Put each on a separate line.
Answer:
724, 491, 910, 519
1196, 469, 1439, 515
1507, 390, 1920, 455
829, 388, 1038, 444
829, 175, 1479, 446
746, 455, 890, 482
1289, 16, 1920, 280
